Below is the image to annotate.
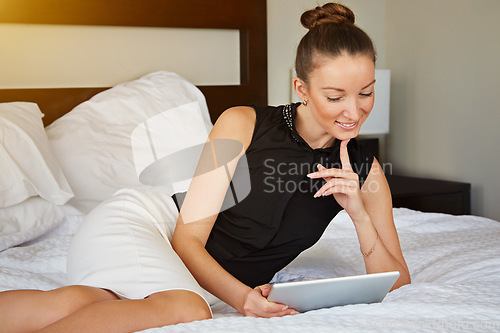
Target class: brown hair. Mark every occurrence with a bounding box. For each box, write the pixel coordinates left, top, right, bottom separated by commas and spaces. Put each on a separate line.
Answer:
295, 2, 376, 83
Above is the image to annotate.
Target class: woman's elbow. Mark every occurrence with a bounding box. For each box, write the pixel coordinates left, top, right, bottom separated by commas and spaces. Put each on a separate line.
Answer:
171, 232, 203, 259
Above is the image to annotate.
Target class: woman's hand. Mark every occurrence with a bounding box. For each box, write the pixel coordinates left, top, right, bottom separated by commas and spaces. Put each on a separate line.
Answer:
242, 284, 299, 318
309, 141, 411, 289
307, 139, 368, 222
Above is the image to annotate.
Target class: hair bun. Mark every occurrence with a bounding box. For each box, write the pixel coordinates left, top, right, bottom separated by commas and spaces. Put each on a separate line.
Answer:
301, 2, 355, 29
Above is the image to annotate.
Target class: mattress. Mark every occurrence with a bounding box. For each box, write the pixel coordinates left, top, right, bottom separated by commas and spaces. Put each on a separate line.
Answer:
1, 208, 499, 332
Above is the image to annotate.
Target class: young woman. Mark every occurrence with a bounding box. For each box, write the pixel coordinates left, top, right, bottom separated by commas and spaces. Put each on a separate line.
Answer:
0, 2, 410, 332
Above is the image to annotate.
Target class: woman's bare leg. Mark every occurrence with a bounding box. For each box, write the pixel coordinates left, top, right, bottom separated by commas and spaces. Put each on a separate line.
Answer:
38, 289, 212, 333
0, 285, 118, 333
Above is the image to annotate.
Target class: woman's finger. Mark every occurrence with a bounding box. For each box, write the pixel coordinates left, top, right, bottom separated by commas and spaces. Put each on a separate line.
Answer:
253, 299, 292, 318
314, 178, 358, 197
247, 285, 296, 318
321, 185, 355, 197
259, 301, 299, 318
316, 164, 331, 182
256, 284, 272, 297
340, 139, 352, 171
308, 166, 355, 180
265, 307, 300, 318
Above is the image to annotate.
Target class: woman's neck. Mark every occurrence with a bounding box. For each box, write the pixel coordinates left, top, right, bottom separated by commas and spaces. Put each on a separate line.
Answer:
295, 104, 335, 149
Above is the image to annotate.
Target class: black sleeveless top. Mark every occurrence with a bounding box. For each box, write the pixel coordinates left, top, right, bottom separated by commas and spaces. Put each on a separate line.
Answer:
204, 103, 374, 288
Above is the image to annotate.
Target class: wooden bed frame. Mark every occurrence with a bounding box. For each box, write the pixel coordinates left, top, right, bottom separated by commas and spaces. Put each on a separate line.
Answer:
0, 0, 268, 125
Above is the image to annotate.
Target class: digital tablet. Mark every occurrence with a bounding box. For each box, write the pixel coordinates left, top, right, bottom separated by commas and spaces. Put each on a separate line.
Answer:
267, 271, 400, 313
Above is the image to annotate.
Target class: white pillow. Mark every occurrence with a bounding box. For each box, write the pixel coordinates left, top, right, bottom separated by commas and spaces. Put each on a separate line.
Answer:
46, 71, 213, 214
0, 102, 74, 207
0, 196, 69, 251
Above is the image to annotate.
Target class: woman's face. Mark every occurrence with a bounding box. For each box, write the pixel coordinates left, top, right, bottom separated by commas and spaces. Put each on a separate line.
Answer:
297, 53, 376, 141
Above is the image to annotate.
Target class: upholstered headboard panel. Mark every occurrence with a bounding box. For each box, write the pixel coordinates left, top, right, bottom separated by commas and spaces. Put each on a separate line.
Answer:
0, 0, 267, 125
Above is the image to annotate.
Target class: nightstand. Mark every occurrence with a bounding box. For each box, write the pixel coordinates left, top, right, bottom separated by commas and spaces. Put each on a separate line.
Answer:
385, 175, 471, 215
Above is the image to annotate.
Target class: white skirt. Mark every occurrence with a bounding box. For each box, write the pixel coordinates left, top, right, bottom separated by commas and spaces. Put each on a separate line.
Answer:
66, 188, 216, 311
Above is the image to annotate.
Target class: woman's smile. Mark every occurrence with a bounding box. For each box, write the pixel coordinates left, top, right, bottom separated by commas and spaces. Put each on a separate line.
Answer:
335, 120, 359, 130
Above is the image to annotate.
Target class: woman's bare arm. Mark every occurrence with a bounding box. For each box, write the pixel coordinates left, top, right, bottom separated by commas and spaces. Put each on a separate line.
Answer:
355, 158, 411, 289
171, 107, 296, 317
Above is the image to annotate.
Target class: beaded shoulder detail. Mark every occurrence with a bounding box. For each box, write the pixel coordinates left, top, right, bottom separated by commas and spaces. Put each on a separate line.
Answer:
282, 104, 300, 143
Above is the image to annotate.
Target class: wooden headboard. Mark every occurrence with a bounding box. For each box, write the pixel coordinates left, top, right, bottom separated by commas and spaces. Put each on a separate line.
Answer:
0, 0, 267, 125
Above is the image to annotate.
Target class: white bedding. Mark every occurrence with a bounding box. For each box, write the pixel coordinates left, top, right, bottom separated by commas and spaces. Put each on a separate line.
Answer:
1, 208, 499, 332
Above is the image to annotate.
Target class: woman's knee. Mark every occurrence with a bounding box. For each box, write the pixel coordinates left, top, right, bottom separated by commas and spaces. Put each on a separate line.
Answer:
53, 285, 119, 316
178, 294, 212, 323
0, 286, 118, 332
147, 290, 212, 324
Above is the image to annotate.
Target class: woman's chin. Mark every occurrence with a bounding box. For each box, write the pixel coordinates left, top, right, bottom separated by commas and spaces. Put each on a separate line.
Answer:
333, 131, 360, 142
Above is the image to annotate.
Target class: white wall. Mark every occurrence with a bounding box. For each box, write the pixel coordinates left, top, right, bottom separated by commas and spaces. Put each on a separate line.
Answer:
385, 0, 500, 219
267, 0, 500, 220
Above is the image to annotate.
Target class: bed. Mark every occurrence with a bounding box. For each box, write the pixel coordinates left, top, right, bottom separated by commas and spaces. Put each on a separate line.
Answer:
1, 0, 499, 332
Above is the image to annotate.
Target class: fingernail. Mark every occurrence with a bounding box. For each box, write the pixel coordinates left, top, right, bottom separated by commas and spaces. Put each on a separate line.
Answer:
307, 173, 314, 178
282, 305, 288, 311
291, 310, 299, 315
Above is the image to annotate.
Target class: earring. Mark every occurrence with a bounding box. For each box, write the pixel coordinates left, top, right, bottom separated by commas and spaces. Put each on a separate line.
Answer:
302, 100, 308, 106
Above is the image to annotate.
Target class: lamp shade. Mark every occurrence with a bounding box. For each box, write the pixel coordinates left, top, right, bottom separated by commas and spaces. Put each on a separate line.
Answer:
359, 69, 391, 135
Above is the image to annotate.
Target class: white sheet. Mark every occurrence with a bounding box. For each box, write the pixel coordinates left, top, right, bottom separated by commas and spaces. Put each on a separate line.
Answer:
1, 208, 499, 332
